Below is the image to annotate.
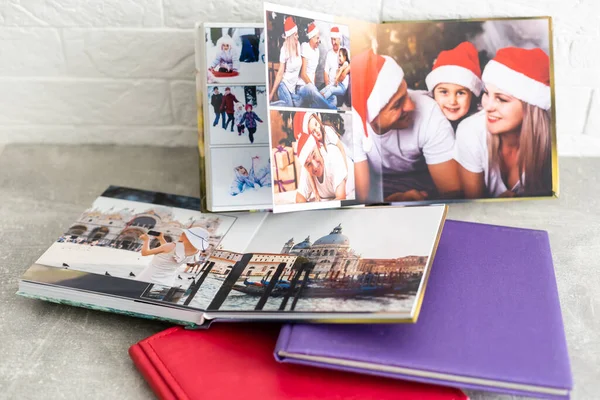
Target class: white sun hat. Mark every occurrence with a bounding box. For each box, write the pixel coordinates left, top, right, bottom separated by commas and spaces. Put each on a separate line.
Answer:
182, 227, 210, 252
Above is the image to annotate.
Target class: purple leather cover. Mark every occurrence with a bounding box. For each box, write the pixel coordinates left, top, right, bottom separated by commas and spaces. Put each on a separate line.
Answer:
275, 220, 572, 399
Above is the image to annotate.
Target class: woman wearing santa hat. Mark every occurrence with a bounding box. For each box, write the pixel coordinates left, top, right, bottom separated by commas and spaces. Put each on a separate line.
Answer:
269, 16, 302, 107
425, 42, 483, 132
293, 111, 347, 167
454, 47, 552, 198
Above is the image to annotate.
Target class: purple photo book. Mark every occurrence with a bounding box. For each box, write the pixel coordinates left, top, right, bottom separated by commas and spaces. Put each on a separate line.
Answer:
275, 220, 572, 399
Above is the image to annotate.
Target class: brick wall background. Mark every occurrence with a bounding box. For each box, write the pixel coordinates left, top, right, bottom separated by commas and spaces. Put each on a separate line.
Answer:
0, 0, 597, 155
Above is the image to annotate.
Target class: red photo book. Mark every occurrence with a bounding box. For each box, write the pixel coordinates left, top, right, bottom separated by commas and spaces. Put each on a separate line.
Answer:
129, 323, 467, 400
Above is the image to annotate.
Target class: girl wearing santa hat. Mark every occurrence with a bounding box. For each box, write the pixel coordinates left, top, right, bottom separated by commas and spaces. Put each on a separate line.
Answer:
294, 111, 348, 170
426, 42, 483, 132
269, 17, 302, 107
454, 47, 552, 198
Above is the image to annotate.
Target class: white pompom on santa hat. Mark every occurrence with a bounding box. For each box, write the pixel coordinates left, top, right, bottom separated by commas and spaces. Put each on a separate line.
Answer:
284, 16, 297, 38
307, 22, 319, 40
482, 47, 551, 110
426, 41, 483, 96
296, 130, 318, 166
351, 49, 405, 153
330, 26, 341, 39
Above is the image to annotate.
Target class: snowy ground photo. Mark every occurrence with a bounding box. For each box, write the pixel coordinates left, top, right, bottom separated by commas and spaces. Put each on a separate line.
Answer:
209, 146, 273, 209
205, 26, 265, 85
207, 85, 269, 145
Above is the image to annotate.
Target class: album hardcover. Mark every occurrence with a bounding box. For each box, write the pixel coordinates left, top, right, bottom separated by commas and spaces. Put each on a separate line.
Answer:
275, 220, 572, 399
130, 324, 468, 400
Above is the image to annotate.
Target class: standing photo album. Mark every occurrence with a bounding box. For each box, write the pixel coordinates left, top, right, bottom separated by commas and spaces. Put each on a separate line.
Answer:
18, 186, 447, 327
195, 5, 558, 213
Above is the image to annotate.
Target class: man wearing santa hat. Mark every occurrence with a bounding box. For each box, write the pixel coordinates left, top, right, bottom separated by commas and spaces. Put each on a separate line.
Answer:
296, 22, 333, 109
352, 49, 461, 203
295, 131, 348, 203
323, 27, 351, 103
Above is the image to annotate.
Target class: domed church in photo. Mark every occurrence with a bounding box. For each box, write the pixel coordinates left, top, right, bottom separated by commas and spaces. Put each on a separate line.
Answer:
281, 224, 360, 279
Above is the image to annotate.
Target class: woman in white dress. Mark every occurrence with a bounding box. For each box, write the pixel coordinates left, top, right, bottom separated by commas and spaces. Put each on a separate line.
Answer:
136, 227, 209, 287
454, 47, 552, 198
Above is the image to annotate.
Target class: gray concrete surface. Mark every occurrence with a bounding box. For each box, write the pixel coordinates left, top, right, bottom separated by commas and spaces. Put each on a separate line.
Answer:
0, 144, 597, 399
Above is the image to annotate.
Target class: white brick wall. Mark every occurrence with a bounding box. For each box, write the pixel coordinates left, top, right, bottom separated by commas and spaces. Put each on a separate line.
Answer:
0, 0, 598, 154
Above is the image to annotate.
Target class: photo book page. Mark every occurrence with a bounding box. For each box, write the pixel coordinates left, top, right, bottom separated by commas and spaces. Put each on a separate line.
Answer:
263, 3, 557, 213
19, 186, 447, 324
196, 23, 274, 212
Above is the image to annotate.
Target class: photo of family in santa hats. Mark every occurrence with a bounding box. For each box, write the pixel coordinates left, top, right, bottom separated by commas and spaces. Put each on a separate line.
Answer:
351, 18, 555, 204
265, 12, 351, 111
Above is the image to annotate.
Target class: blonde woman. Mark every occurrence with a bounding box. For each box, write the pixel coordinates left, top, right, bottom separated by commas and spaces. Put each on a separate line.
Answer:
269, 17, 302, 107
454, 47, 552, 198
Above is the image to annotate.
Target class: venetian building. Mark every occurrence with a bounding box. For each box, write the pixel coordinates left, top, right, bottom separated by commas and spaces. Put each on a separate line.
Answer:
63, 207, 223, 252
207, 250, 244, 275
287, 236, 312, 257
281, 224, 360, 279
208, 250, 296, 279
244, 254, 297, 278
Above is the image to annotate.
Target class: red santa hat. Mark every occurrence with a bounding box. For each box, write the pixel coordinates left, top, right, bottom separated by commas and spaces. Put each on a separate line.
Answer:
351, 49, 405, 153
425, 42, 483, 96
482, 47, 551, 110
284, 17, 297, 38
296, 131, 317, 166
293, 111, 316, 141
330, 26, 341, 39
307, 22, 319, 40
245, 104, 253, 111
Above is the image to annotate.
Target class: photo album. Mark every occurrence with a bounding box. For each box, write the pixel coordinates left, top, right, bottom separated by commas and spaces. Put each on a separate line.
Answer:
18, 186, 447, 327
196, 4, 558, 213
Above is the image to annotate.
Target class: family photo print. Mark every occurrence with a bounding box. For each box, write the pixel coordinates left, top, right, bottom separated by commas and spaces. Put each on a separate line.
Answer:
263, 4, 557, 213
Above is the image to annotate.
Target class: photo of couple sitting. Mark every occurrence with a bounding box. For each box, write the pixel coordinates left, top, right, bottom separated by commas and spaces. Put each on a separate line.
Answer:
352, 25, 554, 204
267, 14, 351, 111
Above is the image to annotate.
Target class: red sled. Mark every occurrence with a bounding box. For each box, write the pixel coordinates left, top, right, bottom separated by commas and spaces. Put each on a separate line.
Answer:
212, 70, 239, 78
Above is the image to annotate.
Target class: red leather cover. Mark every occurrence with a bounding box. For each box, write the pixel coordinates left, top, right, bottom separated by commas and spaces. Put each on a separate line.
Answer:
129, 323, 468, 400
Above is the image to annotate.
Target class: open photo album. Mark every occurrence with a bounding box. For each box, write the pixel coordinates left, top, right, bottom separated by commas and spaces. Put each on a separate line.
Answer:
195, 5, 558, 213
18, 186, 447, 327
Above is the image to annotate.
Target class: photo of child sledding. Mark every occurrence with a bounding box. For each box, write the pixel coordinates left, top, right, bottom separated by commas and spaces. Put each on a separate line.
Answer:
207, 85, 269, 145
209, 146, 273, 209
205, 25, 265, 84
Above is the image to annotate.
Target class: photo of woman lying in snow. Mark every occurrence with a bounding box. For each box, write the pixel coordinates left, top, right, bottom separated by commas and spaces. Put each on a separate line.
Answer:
209, 146, 274, 209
